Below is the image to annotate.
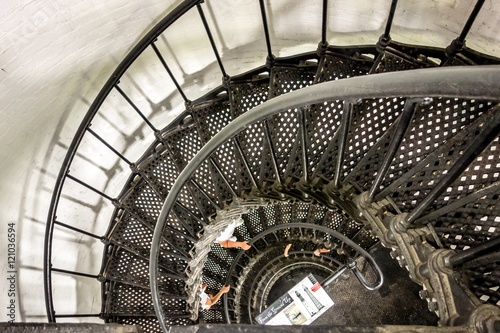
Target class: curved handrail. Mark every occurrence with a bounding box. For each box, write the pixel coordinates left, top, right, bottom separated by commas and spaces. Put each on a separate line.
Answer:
43, 0, 201, 322
150, 65, 500, 331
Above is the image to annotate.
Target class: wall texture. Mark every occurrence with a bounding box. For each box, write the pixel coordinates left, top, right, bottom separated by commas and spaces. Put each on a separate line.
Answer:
0, 0, 184, 322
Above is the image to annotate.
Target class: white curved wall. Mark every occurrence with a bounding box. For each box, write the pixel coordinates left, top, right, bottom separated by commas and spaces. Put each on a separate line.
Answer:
0, 0, 185, 322
0, 0, 498, 323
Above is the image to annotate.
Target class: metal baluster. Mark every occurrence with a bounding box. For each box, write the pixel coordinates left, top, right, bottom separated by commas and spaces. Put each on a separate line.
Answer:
415, 181, 500, 225
151, 42, 189, 103
175, 201, 207, 227
137, 169, 199, 238
449, 236, 500, 268
162, 142, 218, 220
298, 108, 309, 182
51, 268, 98, 279
310, 124, 342, 180
114, 84, 157, 132
210, 157, 238, 197
367, 98, 420, 201
263, 121, 282, 184
86, 130, 201, 238
343, 119, 394, 184
55, 314, 101, 318
443, 0, 486, 65
233, 137, 258, 188
258, 0, 274, 64
333, 101, 353, 188
315, 0, 329, 84
113, 241, 186, 277
118, 206, 191, 260
87, 127, 132, 165
66, 174, 114, 202
321, 0, 329, 45
369, 0, 398, 74
374, 108, 491, 201
197, 3, 228, 78
190, 179, 222, 210
54, 220, 102, 240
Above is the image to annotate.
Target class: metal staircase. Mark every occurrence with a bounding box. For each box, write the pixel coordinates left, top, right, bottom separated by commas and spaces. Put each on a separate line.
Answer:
44, 1, 500, 332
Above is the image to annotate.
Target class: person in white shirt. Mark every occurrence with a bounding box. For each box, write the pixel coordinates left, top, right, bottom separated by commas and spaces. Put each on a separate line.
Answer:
216, 217, 251, 250
199, 284, 230, 310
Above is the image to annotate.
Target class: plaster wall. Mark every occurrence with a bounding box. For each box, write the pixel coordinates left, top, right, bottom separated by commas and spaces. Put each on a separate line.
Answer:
0, 0, 498, 323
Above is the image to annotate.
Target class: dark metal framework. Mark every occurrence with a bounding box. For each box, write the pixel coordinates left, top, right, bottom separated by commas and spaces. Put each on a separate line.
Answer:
44, 0, 500, 332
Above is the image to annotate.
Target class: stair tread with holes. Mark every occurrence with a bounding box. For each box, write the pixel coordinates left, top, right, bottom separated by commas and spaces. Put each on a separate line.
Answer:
92, 42, 500, 331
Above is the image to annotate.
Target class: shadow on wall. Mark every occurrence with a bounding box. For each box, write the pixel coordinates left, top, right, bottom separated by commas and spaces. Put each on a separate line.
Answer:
0, 0, 189, 323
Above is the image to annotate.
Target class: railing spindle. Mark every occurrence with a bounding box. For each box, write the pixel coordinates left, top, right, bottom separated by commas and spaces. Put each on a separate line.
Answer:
87, 127, 132, 165
190, 179, 222, 210
383, 0, 398, 39
333, 101, 353, 188
258, 0, 274, 63
448, 235, 500, 268
443, 0, 486, 64
51, 268, 98, 279
369, 0, 398, 74
114, 84, 157, 132
118, 206, 191, 260
367, 98, 420, 201
197, 3, 228, 78
151, 42, 189, 103
175, 201, 207, 227
54, 314, 101, 318
66, 174, 114, 202
54, 220, 102, 240
263, 121, 282, 184
415, 181, 500, 225
298, 109, 309, 182
210, 157, 238, 197
233, 137, 258, 188
374, 108, 492, 201
459, 0, 485, 42
130, 168, 199, 238
161, 142, 219, 221
321, 0, 329, 45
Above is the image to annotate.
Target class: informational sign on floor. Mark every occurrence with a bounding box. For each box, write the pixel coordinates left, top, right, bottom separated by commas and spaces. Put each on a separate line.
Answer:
256, 273, 334, 325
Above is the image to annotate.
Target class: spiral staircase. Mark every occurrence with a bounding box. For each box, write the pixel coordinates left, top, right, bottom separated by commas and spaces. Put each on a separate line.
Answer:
43, 1, 500, 332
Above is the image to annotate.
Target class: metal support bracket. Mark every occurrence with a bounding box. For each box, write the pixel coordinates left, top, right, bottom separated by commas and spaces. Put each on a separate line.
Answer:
355, 190, 488, 328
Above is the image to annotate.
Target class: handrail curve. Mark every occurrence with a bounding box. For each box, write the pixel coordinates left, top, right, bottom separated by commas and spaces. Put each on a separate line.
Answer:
150, 65, 500, 331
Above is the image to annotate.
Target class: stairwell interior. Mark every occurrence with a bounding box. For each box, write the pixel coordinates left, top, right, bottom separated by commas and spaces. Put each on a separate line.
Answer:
2, 1, 499, 333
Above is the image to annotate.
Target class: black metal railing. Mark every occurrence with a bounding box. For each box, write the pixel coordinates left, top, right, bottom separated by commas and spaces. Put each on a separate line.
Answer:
44, 0, 498, 329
